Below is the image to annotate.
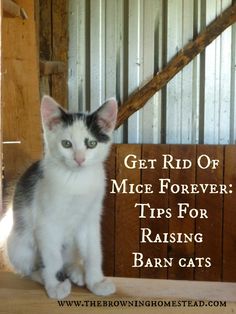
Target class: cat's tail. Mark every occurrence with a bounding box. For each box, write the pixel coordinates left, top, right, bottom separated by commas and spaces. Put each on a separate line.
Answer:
6, 225, 37, 277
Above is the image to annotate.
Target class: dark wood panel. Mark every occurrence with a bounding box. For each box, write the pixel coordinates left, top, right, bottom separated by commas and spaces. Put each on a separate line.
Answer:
223, 145, 236, 282
51, 0, 68, 106
38, 0, 68, 107
114, 144, 141, 277
102, 145, 116, 276
195, 145, 224, 281
101, 144, 236, 282
167, 145, 196, 280
140, 144, 170, 279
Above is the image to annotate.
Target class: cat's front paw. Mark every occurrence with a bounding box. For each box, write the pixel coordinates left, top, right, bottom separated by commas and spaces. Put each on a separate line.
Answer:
69, 268, 85, 287
88, 278, 116, 296
46, 279, 71, 299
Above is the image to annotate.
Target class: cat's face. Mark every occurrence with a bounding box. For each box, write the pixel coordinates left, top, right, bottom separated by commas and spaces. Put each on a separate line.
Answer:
41, 96, 117, 169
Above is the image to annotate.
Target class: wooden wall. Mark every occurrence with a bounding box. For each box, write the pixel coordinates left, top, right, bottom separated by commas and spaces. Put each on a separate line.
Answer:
2, 0, 69, 185
102, 144, 236, 282
0, 0, 2, 209
2, 0, 42, 184
38, 0, 68, 108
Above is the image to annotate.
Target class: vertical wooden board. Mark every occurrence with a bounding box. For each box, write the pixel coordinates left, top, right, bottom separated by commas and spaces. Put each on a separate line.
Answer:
39, 0, 52, 98
140, 144, 169, 279
168, 145, 196, 280
39, 0, 52, 60
115, 144, 141, 277
51, 0, 68, 106
3, 0, 42, 182
0, 0, 2, 212
102, 145, 116, 277
223, 145, 236, 282
195, 145, 224, 281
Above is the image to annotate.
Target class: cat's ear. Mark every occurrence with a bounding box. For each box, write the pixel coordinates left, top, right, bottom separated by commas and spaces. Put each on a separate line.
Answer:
96, 98, 118, 133
41, 95, 66, 130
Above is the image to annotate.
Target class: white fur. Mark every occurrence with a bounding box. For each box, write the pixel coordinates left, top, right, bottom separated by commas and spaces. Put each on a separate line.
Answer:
6, 97, 117, 299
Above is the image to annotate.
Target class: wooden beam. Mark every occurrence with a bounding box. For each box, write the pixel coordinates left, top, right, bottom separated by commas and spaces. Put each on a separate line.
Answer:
0, 0, 2, 213
39, 60, 66, 76
116, 2, 236, 129
3, 0, 28, 19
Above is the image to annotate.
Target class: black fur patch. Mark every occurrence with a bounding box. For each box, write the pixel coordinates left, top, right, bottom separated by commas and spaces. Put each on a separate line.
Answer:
14, 161, 43, 209
86, 113, 110, 143
56, 270, 68, 282
59, 108, 85, 127
59, 109, 110, 143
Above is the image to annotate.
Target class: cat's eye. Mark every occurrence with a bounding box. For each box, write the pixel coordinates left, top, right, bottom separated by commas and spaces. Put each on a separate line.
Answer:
61, 140, 72, 148
85, 138, 97, 149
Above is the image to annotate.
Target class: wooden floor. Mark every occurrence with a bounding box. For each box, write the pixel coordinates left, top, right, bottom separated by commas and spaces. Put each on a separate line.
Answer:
0, 271, 235, 314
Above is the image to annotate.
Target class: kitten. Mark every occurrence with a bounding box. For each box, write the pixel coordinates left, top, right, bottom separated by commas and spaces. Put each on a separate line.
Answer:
6, 95, 117, 299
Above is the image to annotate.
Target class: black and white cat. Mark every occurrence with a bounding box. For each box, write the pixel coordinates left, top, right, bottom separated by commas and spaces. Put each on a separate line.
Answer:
6, 95, 117, 299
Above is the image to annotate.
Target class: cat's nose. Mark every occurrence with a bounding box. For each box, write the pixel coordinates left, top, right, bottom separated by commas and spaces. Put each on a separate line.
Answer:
74, 152, 85, 166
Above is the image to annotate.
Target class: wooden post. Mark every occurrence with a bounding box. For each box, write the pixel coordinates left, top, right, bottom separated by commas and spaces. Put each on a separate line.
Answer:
3, 0, 28, 19
40, 61, 66, 76
0, 0, 2, 212
116, 3, 236, 129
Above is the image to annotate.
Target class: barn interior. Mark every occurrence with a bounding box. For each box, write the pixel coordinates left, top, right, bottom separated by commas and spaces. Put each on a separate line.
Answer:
0, 1, 236, 313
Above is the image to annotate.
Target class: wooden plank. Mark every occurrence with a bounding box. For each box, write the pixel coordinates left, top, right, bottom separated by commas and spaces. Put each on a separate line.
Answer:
195, 145, 224, 281
114, 144, 141, 277
102, 145, 116, 277
223, 145, 236, 282
3, 0, 28, 19
0, 272, 235, 314
168, 145, 196, 280
38, 0, 52, 98
0, 0, 2, 213
39, 0, 52, 60
140, 144, 169, 279
51, 0, 68, 106
40, 60, 66, 75
3, 0, 43, 182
